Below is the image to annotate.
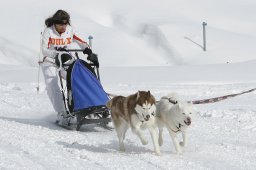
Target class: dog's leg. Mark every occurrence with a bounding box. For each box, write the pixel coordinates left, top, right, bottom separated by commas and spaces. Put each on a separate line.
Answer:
179, 131, 187, 147
115, 120, 128, 152
148, 126, 161, 155
131, 115, 148, 145
132, 127, 148, 145
157, 119, 165, 146
158, 127, 163, 146
167, 128, 181, 154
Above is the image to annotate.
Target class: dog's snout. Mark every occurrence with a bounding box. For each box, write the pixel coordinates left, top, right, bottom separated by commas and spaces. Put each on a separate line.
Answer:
184, 117, 191, 126
146, 115, 150, 119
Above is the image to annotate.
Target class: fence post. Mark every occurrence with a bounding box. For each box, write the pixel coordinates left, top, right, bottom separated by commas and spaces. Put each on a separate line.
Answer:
202, 22, 207, 51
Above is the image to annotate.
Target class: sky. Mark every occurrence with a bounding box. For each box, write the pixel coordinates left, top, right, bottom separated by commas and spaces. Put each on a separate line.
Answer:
0, 0, 256, 169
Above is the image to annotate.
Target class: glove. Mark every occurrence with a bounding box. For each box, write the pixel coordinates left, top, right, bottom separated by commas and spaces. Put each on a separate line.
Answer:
55, 46, 67, 52
83, 47, 92, 55
87, 53, 99, 68
54, 52, 73, 68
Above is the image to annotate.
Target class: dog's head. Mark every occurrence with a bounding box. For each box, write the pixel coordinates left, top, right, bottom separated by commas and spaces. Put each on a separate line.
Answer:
134, 90, 156, 122
171, 101, 195, 127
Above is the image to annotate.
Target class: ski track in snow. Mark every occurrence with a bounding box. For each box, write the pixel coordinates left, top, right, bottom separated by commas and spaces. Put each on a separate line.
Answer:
0, 81, 256, 169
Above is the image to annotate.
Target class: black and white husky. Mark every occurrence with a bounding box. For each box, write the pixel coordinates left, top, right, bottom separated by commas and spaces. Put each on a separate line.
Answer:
156, 93, 195, 154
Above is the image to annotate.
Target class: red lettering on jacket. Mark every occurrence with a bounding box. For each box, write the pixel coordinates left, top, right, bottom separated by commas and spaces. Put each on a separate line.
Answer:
66, 38, 72, 44
49, 37, 72, 45
56, 39, 60, 45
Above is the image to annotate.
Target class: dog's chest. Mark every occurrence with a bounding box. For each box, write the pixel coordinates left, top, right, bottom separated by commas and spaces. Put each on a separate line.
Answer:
140, 118, 156, 129
140, 123, 149, 130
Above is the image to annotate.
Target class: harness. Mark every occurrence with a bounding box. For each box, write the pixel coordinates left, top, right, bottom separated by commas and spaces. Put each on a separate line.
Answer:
169, 122, 182, 133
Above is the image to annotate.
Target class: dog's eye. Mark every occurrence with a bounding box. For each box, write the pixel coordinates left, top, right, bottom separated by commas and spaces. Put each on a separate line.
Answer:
189, 112, 192, 114
182, 113, 185, 115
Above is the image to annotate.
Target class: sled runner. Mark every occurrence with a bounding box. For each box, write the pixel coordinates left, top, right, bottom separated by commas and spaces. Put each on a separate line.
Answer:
55, 50, 111, 130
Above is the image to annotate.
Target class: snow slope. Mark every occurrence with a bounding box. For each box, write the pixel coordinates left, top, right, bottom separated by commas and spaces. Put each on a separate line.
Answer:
1, 0, 256, 66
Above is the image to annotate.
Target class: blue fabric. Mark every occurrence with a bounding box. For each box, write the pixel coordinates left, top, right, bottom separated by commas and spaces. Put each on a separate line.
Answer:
71, 60, 109, 111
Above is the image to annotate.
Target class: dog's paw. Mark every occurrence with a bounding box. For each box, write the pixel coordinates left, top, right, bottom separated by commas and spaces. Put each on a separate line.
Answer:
119, 147, 125, 152
174, 145, 182, 154
119, 144, 125, 152
176, 149, 182, 154
155, 150, 161, 156
179, 142, 184, 147
179, 142, 186, 147
141, 140, 148, 145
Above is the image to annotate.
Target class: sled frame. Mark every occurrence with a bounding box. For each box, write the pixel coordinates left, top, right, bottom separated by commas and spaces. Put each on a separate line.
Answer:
56, 50, 111, 131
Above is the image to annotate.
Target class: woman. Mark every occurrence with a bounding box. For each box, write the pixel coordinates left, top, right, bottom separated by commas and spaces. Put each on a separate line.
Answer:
41, 9, 92, 113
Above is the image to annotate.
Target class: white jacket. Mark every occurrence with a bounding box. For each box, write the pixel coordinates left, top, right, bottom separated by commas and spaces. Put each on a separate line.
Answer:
41, 25, 89, 59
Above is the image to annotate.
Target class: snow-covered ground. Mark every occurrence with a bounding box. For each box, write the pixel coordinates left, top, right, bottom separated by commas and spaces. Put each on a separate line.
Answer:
0, 63, 255, 169
1, 0, 256, 169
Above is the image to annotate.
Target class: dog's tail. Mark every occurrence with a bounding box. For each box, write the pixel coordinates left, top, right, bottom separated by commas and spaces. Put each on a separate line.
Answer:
160, 92, 179, 104
106, 99, 113, 109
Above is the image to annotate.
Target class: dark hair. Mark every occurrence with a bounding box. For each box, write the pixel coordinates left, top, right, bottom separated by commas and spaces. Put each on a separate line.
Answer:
45, 10, 70, 27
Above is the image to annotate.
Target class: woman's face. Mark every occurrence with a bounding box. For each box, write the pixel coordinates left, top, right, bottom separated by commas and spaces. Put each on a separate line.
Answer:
55, 23, 67, 34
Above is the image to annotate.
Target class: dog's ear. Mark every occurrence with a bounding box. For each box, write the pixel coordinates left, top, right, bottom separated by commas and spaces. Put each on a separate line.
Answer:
177, 101, 183, 109
136, 91, 140, 100
187, 102, 195, 110
147, 90, 151, 97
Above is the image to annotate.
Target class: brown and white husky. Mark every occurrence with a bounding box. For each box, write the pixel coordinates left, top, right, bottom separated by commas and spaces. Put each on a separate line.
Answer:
106, 91, 160, 155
